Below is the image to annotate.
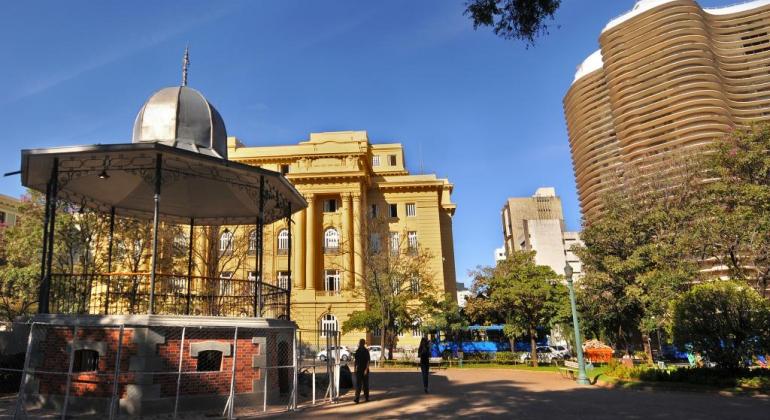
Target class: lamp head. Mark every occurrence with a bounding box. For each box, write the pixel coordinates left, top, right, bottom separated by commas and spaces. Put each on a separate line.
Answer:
564, 263, 574, 279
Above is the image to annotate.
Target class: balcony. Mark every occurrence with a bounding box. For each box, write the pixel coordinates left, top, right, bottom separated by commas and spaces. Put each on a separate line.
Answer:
47, 272, 289, 319
323, 246, 340, 255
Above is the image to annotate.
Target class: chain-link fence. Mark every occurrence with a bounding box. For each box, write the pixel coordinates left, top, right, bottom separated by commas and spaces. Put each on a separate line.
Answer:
1, 321, 350, 419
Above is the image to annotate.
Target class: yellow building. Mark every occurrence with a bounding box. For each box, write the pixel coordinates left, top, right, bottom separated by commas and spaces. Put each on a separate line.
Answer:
564, 0, 770, 223
0, 193, 21, 228
226, 131, 457, 348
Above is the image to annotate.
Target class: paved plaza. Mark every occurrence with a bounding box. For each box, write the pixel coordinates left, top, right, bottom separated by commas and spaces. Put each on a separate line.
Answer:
279, 368, 770, 419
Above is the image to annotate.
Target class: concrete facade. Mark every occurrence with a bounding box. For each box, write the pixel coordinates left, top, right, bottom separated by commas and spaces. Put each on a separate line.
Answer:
565, 0, 770, 222
500, 188, 582, 277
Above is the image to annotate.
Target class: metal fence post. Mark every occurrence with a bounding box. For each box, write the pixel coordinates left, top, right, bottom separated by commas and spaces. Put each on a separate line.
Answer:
291, 329, 298, 411
13, 322, 37, 419
62, 325, 78, 420
227, 327, 238, 420
263, 365, 268, 412
173, 326, 186, 420
109, 325, 124, 420
312, 366, 316, 406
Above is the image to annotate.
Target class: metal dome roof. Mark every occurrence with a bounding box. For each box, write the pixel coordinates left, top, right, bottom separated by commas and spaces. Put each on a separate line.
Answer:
132, 86, 228, 159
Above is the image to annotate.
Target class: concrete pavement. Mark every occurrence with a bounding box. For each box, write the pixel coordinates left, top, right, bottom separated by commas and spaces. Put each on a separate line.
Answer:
276, 368, 770, 419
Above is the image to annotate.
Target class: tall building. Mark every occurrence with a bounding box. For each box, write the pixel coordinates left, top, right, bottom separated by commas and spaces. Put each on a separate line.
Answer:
500, 188, 582, 276
0, 194, 20, 228
564, 0, 770, 222
456, 282, 472, 308
227, 131, 457, 348
494, 246, 506, 263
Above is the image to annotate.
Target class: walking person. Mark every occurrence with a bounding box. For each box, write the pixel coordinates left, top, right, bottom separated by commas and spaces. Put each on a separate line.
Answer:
418, 336, 431, 393
354, 338, 370, 403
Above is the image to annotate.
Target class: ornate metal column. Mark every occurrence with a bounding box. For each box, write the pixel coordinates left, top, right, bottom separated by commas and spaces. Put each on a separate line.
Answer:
37, 159, 57, 314
148, 154, 162, 314
256, 175, 265, 317
104, 206, 115, 313
186, 218, 195, 315
286, 203, 292, 320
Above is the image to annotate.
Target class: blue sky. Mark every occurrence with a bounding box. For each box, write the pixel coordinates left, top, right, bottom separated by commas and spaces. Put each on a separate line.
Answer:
0, 0, 734, 285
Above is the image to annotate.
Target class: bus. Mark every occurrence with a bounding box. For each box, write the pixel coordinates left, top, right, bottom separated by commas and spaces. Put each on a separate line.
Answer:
430, 325, 548, 358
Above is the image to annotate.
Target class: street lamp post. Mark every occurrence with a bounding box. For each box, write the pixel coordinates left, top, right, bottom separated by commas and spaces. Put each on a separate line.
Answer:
565, 263, 590, 385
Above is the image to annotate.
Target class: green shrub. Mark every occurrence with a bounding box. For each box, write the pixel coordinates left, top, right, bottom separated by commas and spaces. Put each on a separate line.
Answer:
493, 352, 520, 363
671, 281, 770, 369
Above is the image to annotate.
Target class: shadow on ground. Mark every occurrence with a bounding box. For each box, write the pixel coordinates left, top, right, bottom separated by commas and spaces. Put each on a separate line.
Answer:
278, 369, 770, 420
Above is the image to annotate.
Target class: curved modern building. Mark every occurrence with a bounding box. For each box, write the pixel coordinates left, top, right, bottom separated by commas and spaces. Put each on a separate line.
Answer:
565, 0, 770, 222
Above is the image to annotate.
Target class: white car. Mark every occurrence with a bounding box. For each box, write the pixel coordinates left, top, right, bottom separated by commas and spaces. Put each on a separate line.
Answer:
368, 345, 383, 360
317, 346, 352, 362
520, 346, 565, 363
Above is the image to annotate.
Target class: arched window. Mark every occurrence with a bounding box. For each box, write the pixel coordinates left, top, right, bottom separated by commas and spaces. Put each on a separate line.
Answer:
219, 230, 233, 253
324, 228, 339, 253
277, 229, 289, 254
320, 313, 338, 337
248, 230, 257, 253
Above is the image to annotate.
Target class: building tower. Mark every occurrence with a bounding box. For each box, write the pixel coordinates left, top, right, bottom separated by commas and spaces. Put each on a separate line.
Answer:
565, 0, 770, 223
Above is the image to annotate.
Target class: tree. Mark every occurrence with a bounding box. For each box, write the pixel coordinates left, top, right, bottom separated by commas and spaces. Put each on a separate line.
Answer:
466, 251, 567, 366
0, 193, 44, 321
701, 124, 770, 297
342, 220, 437, 360
671, 281, 770, 369
420, 293, 468, 345
574, 153, 702, 355
464, 0, 561, 44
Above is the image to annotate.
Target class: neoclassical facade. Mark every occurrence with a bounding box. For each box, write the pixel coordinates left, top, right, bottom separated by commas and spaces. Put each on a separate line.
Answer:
227, 131, 457, 347
564, 0, 770, 222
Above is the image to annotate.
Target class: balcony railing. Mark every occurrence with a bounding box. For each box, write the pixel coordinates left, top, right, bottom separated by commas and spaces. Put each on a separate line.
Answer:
323, 246, 340, 255
47, 272, 289, 319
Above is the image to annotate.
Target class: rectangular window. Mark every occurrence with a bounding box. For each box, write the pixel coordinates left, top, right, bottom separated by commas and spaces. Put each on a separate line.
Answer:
280, 164, 290, 175
406, 203, 416, 217
369, 233, 381, 253
410, 277, 420, 294
325, 269, 340, 292
0, 211, 6, 224
277, 271, 290, 290
412, 325, 423, 337
389, 154, 397, 166
389, 203, 398, 218
219, 272, 233, 296
372, 155, 380, 166
390, 232, 399, 254
323, 199, 338, 213
370, 204, 378, 218
407, 231, 418, 252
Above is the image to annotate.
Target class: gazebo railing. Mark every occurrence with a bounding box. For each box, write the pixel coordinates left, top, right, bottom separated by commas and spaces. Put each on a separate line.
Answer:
48, 272, 289, 319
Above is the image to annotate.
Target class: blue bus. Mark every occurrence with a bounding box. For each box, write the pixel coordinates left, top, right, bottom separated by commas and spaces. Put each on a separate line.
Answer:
430, 325, 548, 358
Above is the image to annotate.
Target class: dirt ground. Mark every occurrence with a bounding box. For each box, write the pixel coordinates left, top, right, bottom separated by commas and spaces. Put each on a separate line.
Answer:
275, 368, 770, 420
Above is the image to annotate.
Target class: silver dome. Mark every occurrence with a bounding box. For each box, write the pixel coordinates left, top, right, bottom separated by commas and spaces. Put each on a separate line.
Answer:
132, 86, 227, 159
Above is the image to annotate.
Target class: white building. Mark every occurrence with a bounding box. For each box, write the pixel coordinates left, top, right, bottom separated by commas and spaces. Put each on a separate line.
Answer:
494, 246, 506, 263
500, 187, 583, 277
456, 282, 472, 308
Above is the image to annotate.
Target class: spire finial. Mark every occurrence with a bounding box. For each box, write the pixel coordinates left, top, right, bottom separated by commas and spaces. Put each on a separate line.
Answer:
182, 45, 190, 87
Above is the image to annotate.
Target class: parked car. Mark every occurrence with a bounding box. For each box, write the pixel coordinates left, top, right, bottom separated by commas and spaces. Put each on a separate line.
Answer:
550, 345, 570, 358
368, 345, 383, 360
520, 346, 565, 363
317, 346, 352, 362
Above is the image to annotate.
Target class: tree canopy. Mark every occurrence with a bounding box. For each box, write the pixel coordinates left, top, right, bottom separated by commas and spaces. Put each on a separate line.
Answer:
466, 250, 567, 366
464, 0, 561, 44
671, 281, 770, 368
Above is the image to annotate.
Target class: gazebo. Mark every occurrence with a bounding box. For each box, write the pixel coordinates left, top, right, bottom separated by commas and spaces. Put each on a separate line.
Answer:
13, 79, 307, 418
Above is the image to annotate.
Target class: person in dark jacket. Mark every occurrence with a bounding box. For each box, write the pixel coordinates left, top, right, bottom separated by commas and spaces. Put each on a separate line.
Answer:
418, 337, 431, 393
354, 338, 370, 403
